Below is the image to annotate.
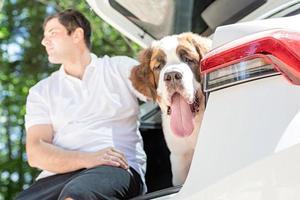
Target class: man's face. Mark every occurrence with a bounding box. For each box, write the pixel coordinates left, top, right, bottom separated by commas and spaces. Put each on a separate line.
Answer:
41, 18, 75, 64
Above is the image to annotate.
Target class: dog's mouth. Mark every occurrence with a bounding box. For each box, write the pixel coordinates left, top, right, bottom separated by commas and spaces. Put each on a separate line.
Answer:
167, 92, 200, 138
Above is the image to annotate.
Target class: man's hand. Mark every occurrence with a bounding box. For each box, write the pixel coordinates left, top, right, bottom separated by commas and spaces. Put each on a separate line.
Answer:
83, 147, 129, 170
26, 124, 129, 174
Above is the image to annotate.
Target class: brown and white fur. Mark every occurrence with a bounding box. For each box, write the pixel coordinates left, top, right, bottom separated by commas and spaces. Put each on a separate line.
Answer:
130, 33, 211, 186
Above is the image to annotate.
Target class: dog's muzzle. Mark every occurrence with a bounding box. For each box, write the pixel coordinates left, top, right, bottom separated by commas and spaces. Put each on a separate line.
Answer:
163, 71, 184, 92
164, 71, 183, 88
164, 71, 183, 82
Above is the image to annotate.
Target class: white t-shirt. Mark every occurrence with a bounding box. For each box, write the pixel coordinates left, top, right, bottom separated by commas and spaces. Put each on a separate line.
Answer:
25, 53, 147, 191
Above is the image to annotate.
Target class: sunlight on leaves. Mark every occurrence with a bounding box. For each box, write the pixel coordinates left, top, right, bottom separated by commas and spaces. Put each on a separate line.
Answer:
0, 0, 4, 11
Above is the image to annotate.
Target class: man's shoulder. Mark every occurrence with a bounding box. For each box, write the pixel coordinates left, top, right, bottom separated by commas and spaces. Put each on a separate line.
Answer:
109, 55, 139, 66
29, 70, 60, 93
99, 55, 138, 74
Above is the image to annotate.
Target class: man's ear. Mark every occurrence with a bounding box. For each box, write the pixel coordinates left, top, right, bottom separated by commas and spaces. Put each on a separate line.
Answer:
130, 48, 157, 101
72, 27, 84, 44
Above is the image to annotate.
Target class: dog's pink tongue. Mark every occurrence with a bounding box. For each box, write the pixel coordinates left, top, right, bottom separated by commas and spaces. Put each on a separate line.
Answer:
170, 93, 194, 137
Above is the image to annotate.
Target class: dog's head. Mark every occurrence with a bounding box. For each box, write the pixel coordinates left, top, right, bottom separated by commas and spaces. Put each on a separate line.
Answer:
130, 32, 211, 137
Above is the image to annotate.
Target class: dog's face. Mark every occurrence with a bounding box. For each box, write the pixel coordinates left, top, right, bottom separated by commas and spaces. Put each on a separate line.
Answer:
131, 33, 211, 137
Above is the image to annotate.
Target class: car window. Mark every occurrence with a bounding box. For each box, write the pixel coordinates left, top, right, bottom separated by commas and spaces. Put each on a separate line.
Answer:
108, 0, 267, 39
109, 0, 213, 39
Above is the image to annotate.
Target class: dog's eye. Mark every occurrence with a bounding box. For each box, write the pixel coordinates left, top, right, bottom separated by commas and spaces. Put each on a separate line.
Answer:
182, 56, 197, 66
153, 63, 163, 71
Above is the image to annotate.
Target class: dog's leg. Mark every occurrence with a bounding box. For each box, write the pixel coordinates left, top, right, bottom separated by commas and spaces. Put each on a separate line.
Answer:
170, 152, 193, 186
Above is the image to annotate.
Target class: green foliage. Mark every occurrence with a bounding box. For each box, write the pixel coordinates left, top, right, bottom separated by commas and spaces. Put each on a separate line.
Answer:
0, 0, 141, 199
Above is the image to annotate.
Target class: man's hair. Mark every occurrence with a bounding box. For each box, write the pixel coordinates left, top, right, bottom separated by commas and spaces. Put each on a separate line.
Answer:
43, 9, 92, 49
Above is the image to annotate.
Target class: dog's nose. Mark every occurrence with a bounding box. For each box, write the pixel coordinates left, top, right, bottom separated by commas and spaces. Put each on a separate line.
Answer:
164, 71, 183, 82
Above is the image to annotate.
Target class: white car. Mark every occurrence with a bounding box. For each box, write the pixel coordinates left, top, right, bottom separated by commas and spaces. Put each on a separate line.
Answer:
86, 1, 300, 199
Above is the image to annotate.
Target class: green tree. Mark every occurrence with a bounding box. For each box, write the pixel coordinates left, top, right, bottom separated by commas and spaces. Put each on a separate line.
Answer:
0, 0, 140, 199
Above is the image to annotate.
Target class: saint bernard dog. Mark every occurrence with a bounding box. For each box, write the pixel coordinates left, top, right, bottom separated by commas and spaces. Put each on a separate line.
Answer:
130, 33, 211, 186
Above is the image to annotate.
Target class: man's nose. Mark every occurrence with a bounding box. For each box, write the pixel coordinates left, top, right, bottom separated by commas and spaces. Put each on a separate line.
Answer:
41, 37, 49, 46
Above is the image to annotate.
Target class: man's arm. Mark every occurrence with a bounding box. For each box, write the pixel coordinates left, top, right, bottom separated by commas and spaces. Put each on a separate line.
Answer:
26, 124, 129, 173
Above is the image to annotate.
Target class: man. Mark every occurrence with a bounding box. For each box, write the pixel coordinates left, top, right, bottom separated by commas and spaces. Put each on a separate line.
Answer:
16, 9, 146, 200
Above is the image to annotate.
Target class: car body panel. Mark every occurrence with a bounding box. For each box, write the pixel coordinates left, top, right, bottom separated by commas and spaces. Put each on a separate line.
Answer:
178, 142, 300, 200
152, 75, 300, 200
177, 75, 300, 198
212, 13, 300, 48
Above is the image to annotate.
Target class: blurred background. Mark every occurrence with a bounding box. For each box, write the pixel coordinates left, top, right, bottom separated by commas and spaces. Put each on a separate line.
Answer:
0, 0, 141, 199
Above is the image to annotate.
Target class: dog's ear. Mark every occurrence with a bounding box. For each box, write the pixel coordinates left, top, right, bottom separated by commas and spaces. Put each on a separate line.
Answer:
130, 48, 157, 101
179, 32, 212, 60
191, 34, 212, 60
191, 34, 211, 85
178, 32, 212, 84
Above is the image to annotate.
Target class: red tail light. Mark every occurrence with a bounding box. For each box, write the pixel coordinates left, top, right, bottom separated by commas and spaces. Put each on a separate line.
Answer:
200, 29, 300, 92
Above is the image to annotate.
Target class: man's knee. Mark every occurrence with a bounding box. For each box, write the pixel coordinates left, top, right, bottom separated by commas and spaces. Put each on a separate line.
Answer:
58, 179, 109, 200
58, 181, 90, 200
